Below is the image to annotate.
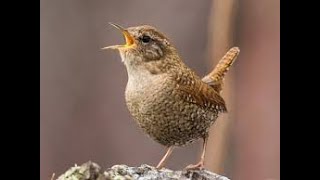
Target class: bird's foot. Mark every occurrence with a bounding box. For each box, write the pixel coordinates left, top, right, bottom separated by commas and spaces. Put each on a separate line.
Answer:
156, 164, 164, 170
184, 162, 204, 170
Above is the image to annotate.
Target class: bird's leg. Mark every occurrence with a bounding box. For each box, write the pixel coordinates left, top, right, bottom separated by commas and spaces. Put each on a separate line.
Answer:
156, 146, 174, 169
185, 137, 208, 170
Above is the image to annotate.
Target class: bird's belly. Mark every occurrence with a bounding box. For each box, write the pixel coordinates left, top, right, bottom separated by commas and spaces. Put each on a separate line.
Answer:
126, 90, 218, 146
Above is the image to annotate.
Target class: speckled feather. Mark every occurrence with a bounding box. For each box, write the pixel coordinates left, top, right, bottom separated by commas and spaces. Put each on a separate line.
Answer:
112, 25, 238, 147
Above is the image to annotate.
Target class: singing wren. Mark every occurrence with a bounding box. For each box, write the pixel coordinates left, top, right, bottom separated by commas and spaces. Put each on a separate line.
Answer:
102, 23, 239, 170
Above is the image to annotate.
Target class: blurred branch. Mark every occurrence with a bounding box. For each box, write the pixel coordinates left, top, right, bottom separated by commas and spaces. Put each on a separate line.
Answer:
205, 0, 238, 174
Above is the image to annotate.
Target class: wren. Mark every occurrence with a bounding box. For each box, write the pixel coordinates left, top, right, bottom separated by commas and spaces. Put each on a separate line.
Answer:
102, 23, 240, 170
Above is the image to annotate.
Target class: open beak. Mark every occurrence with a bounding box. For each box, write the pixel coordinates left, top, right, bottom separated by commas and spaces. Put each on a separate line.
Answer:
101, 22, 135, 50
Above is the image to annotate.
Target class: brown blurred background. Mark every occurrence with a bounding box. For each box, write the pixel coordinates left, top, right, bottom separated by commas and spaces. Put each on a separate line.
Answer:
40, 0, 279, 180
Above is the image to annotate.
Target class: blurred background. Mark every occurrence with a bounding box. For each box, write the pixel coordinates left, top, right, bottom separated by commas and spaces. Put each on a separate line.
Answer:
40, 0, 279, 180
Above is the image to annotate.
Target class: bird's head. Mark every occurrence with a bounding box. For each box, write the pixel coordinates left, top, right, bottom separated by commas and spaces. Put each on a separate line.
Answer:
103, 23, 181, 75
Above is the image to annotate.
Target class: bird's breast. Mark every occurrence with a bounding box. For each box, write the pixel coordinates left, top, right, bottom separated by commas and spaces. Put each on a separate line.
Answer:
124, 73, 217, 146
125, 73, 171, 114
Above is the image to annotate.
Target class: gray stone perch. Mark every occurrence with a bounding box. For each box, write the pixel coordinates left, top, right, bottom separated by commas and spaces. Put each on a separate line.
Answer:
55, 161, 230, 180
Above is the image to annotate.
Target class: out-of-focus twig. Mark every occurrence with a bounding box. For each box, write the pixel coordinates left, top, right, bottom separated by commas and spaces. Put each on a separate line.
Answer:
205, 0, 238, 174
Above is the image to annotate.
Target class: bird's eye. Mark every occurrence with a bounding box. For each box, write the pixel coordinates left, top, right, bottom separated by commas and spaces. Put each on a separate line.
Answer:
141, 35, 151, 43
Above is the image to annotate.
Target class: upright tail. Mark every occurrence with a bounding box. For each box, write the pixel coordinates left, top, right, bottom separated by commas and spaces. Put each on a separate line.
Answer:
202, 47, 240, 93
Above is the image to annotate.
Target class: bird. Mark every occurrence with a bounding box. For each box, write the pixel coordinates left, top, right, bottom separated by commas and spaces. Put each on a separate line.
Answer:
102, 22, 239, 170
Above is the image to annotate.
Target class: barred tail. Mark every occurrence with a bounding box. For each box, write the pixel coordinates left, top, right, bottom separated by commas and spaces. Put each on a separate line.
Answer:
202, 47, 240, 92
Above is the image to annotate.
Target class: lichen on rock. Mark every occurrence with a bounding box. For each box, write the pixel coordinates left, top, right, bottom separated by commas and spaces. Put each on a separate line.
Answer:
56, 161, 230, 180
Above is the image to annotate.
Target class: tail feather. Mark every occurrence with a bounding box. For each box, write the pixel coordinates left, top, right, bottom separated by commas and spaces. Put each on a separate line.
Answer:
202, 47, 240, 92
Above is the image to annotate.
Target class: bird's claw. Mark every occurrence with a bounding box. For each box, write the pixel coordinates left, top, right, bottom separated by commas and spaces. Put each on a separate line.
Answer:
185, 162, 204, 170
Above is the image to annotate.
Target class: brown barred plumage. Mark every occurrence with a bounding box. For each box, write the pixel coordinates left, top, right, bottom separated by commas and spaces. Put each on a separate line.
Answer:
103, 23, 239, 170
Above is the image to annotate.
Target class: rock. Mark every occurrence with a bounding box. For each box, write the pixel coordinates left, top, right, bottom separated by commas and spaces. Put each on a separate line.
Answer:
56, 161, 230, 180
